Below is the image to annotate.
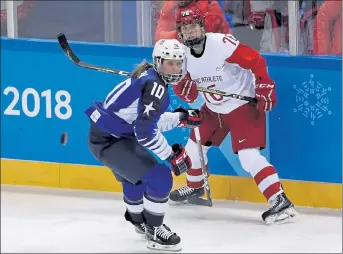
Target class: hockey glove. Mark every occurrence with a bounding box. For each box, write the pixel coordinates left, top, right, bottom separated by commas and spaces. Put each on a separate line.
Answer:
168, 144, 192, 176
174, 108, 203, 128
172, 72, 198, 103
255, 77, 277, 111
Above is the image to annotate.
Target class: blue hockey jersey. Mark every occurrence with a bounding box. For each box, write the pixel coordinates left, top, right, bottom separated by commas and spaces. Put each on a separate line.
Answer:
85, 68, 179, 160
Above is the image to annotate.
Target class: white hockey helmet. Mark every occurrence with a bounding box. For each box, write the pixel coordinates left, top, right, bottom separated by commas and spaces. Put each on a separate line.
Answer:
152, 39, 186, 84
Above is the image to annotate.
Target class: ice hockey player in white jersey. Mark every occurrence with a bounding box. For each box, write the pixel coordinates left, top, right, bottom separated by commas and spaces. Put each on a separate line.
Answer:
85, 39, 203, 251
169, 6, 299, 225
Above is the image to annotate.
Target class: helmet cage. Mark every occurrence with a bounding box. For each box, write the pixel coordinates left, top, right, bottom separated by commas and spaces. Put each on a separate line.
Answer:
177, 14, 206, 48
152, 39, 187, 84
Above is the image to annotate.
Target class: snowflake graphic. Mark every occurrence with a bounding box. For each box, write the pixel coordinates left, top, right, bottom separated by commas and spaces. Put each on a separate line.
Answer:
293, 74, 332, 125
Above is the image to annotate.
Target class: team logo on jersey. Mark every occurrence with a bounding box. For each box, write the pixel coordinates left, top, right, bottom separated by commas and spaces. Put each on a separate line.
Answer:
193, 76, 223, 85
143, 101, 156, 116
181, 10, 191, 17
216, 64, 225, 71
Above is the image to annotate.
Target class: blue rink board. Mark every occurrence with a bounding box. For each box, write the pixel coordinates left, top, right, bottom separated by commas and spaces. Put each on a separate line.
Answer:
1, 37, 342, 184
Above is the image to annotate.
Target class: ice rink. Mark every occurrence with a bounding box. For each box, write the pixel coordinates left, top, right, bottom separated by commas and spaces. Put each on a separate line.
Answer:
1, 185, 342, 253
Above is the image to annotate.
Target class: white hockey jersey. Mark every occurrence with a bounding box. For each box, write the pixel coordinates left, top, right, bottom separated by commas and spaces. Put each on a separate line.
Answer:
184, 33, 256, 114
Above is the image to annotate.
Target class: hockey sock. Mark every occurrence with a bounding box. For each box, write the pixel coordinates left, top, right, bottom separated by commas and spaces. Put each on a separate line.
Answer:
253, 166, 283, 202
122, 181, 146, 223
238, 148, 283, 202
186, 166, 206, 189
142, 164, 173, 226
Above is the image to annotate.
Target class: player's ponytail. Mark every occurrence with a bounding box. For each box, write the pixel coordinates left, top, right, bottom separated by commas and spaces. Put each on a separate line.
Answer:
131, 61, 153, 78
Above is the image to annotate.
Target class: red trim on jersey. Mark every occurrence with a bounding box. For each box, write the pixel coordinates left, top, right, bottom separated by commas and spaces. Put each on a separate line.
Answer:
225, 44, 270, 79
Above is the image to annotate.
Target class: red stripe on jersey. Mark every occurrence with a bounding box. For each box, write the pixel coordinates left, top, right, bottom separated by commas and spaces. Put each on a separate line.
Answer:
225, 44, 270, 79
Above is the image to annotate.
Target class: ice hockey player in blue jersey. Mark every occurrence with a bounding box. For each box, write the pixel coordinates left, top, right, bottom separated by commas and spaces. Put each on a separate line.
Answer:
84, 39, 203, 252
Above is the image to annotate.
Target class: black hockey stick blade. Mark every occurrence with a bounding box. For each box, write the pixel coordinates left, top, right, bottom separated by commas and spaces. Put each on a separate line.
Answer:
186, 179, 213, 207
187, 196, 213, 207
187, 180, 213, 207
57, 33, 131, 76
57, 33, 81, 64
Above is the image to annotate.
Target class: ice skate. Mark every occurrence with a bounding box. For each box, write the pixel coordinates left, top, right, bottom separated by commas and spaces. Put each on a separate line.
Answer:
124, 210, 146, 239
262, 193, 299, 225
169, 185, 204, 205
145, 223, 181, 252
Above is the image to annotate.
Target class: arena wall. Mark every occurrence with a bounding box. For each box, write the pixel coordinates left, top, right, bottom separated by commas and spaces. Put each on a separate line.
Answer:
1, 38, 341, 209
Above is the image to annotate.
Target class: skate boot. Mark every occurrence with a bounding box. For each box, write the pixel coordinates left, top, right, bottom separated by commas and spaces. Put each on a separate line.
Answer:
169, 185, 204, 204
145, 223, 181, 252
133, 222, 146, 235
262, 192, 299, 225
124, 210, 146, 238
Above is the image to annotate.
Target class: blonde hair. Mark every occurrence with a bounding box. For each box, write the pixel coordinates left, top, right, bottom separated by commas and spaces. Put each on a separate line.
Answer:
131, 60, 153, 79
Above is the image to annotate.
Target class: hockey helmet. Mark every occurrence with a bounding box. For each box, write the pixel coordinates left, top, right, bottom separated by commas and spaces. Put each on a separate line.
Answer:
176, 6, 206, 49
177, 0, 194, 8
152, 39, 187, 84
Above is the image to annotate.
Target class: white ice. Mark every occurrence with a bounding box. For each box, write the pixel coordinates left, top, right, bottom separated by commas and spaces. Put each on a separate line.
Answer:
1, 185, 342, 253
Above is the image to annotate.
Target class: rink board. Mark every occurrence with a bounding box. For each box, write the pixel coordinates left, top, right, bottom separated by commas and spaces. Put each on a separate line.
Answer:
1, 38, 342, 209
1, 159, 341, 209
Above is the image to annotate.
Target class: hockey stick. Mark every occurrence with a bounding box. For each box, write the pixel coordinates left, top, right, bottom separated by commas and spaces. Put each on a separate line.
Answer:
57, 33, 131, 77
196, 87, 257, 103
187, 127, 212, 207
57, 33, 257, 104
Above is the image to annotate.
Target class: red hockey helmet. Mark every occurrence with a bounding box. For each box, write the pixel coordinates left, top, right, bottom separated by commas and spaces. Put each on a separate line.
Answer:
177, 0, 194, 8
176, 6, 206, 49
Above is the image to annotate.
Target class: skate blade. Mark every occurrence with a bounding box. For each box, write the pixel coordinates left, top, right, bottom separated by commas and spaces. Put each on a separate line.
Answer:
168, 199, 188, 206
134, 229, 147, 240
264, 207, 299, 225
138, 233, 147, 240
146, 240, 182, 252
187, 196, 212, 207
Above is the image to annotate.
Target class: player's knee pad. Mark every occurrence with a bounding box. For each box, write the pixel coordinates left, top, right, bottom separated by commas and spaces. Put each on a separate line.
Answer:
238, 148, 271, 176
142, 163, 172, 198
185, 139, 211, 169
122, 181, 146, 201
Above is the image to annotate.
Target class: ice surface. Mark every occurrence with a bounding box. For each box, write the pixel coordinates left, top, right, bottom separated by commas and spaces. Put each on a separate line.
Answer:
1, 185, 341, 253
